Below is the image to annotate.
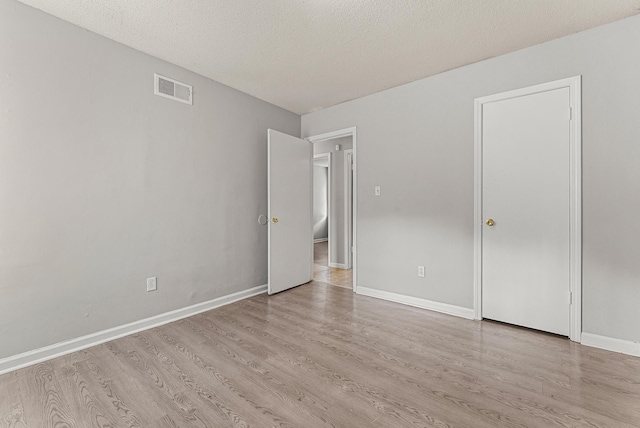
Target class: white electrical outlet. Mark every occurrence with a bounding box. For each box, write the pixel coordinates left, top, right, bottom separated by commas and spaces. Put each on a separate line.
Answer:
146, 277, 157, 292
417, 266, 425, 278
375, 186, 381, 196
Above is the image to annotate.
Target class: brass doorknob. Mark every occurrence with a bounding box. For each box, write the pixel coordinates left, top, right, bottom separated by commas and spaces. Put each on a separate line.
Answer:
271, 217, 279, 224
486, 219, 495, 226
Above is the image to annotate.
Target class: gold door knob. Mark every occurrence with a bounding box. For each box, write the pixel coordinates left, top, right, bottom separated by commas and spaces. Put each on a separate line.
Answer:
486, 219, 495, 226
271, 217, 279, 224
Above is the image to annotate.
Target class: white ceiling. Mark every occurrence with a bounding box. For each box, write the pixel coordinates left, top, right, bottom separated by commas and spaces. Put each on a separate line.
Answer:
15, 0, 640, 114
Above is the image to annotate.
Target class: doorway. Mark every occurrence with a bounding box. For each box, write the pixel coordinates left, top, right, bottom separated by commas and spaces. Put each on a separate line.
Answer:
473, 77, 582, 341
308, 129, 357, 291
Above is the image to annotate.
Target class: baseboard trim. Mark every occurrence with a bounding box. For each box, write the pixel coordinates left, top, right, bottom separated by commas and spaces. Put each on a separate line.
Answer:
581, 332, 640, 357
357, 286, 474, 320
0, 284, 267, 375
328, 262, 348, 269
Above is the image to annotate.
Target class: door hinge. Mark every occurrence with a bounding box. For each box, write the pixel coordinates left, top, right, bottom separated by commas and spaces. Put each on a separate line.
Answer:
569, 291, 573, 305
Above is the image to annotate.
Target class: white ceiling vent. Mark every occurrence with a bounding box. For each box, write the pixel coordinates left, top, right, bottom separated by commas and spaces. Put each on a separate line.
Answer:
154, 73, 192, 105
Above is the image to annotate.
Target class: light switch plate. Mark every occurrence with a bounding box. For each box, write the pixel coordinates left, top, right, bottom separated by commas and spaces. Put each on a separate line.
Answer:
375, 186, 381, 196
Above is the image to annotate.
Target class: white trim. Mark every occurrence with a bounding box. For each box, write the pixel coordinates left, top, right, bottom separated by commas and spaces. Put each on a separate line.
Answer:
313, 238, 328, 243
358, 287, 474, 319
568, 76, 583, 342
267, 131, 273, 290
307, 127, 355, 144
313, 153, 331, 266
582, 333, 640, 357
307, 127, 357, 293
473, 93, 483, 321
154, 73, 193, 105
344, 149, 354, 270
329, 262, 348, 269
473, 76, 582, 342
0, 284, 267, 375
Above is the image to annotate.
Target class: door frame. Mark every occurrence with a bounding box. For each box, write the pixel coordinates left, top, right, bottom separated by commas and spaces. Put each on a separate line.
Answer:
307, 127, 358, 292
313, 153, 332, 264
473, 76, 582, 342
344, 149, 354, 270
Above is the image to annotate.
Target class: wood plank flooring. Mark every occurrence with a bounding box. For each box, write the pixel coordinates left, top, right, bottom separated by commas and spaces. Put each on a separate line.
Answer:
2, 282, 640, 427
313, 242, 352, 289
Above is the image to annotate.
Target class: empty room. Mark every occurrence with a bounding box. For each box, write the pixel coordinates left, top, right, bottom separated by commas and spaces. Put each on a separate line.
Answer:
1, 0, 640, 426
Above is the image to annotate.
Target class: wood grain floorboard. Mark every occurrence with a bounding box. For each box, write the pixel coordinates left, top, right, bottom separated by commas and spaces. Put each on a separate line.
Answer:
225, 305, 511, 427
77, 362, 145, 427
102, 338, 217, 428
178, 315, 379, 425
15, 362, 78, 428
147, 326, 343, 428
117, 332, 234, 427
2, 281, 640, 427
231, 299, 519, 427
55, 363, 119, 428
0, 372, 27, 428
136, 329, 301, 427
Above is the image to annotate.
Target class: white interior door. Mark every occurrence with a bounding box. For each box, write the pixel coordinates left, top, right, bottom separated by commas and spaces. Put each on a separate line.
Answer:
268, 129, 312, 295
482, 88, 570, 336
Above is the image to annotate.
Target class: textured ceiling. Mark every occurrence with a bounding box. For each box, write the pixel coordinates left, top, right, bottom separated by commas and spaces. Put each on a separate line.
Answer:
14, 0, 640, 114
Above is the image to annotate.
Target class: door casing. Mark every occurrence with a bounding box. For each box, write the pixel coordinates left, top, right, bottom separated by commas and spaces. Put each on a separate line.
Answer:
473, 76, 582, 342
344, 149, 354, 270
307, 127, 358, 292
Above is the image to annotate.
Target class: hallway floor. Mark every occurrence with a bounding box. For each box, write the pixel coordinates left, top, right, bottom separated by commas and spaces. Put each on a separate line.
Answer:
313, 241, 352, 289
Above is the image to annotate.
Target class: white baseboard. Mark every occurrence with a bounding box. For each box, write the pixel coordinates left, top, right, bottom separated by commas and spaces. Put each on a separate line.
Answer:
328, 262, 348, 269
313, 238, 328, 243
581, 332, 640, 357
357, 286, 474, 320
0, 284, 267, 375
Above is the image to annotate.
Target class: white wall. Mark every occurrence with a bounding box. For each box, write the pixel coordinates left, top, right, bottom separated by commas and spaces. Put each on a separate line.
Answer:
302, 14, 640, 344
313, 137, 353, 266
0, 0, 300, 359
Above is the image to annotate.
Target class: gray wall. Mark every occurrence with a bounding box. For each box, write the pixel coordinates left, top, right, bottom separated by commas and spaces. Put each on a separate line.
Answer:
313, 137, 353, 266
313, 164, 328, 240
0, 0, 299, 359
302, 14, 640, 344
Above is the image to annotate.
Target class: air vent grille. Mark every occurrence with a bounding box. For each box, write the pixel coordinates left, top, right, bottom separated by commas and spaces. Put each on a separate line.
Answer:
154, 73, 192, 105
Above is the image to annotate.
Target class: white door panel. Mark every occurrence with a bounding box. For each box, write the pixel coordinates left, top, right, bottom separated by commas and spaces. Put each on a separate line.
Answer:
268, 129, 312, 295
482, 88, 570, 336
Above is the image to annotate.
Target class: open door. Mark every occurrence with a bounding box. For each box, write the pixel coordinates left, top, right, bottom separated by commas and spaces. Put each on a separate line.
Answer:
268, 129, 313, 294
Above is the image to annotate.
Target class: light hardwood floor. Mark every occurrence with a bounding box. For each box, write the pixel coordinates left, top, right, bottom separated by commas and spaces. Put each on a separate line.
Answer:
313, 241, 352, 289
1, 282, 640, 427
